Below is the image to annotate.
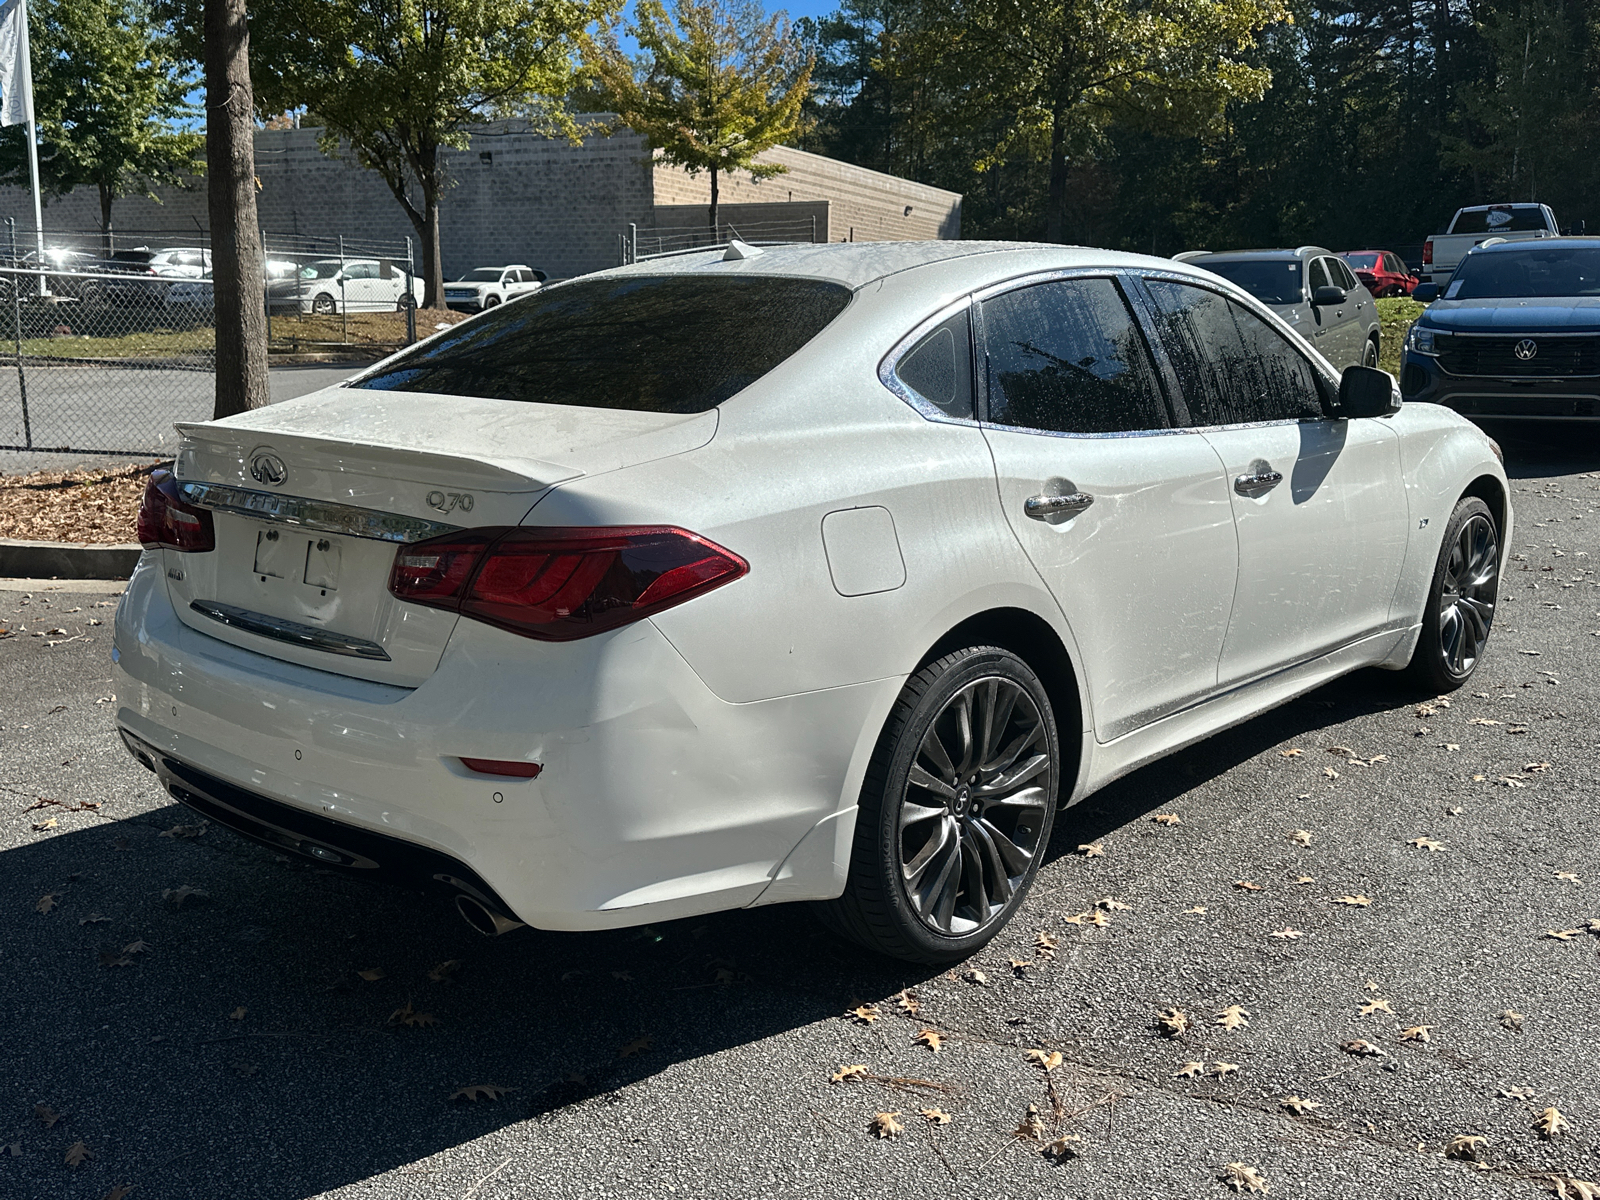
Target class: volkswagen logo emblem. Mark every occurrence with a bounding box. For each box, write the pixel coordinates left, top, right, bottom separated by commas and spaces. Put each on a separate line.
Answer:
1514, 339, 1539, 361
248, 448, 288, 487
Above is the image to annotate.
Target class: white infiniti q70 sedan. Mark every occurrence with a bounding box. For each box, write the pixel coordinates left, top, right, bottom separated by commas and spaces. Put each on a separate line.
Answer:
114, 241, 1509, 964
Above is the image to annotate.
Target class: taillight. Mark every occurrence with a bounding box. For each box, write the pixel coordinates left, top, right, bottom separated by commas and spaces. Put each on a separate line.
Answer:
1422, 238, 1433, 266
389, 525, 747, 641
136, 469, 215, 552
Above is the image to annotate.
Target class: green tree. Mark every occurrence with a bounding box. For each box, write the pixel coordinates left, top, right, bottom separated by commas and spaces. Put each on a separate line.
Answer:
589, 0, 813, 235
250, 0, 616, 308
0, 0, 202, 253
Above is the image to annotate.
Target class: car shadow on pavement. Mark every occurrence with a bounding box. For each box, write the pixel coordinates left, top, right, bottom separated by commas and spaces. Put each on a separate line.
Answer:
2, 810, 934, 1199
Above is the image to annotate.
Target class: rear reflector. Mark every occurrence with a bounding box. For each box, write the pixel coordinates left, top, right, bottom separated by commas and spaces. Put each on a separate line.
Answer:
390, 525, 747, 641
1422, 238, 1433, 266
136, 469, 215, 552
459, 758, 543, 778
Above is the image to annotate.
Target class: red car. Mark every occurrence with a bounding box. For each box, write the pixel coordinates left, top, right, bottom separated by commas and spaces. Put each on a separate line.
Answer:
1338, 250, 1417, 297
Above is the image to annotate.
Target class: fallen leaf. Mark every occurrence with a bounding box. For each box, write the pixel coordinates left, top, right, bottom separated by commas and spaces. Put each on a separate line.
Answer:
1359, 998, 1394, 1016
32, 818, 57, 831
1408, 836, 1446, 852
1013, 1103, 1045, 1140
1152, 813, 1182, 825
1216, 1004, 1250, 1030
1445, 1134, 1488, 1161
428, 960, 462, 983
963, 968, 988, 985
1220, 1162, 1269, 1194
1096, 897, 1131, 911
101, 1187, 134, 1200
162, 885, 207, 907
1501, 1010, 1526, 1030
611, 970, 633, 982
846, 1004, 881, 1025
1157, 1007, 1190, 1037
1536, 1107, 1570, 1139
1555, 872, 1582, 883
1335, 894, 1373, 907
830, 1064, 868, 1084
35, 1103, 61, 1127
1289, 829, 1312, 847
228, 1006, 247, 1021
1077, 843, 1104, 858
1470, 717, 1502, 726
1499, 776, 1528, 788
123, 940, 151, 955
1280, 1095, 1320, 1115
1525, 762, 1553, 774
63, 1141, 91, 1168
1234, 880, 1263, 892
1280, 748, 1303, 757
1549, 1177, 1600, 1200
357, 968, 386, 982
98, 951, 133, 968
1269, 928, 1304, 940
1323, 766, 1339, 779
1295, 875, 1315, 885
1545, 929, 1583, 942
2, 1142, 17, 1158
914, 1028, 944, 1053
1183, 905, 1207, 914
616, 1035, 651, 1058
450, 1084, 513, 1102
1025, 1048, 1064, 1072
1086, 909, 1109, 927
1042, 1134, 1084, 1160
1033, 933, 1058, 958
78, 913, 109, 925
1399, 1025, 1434, 1043
1210, 1061, 1239, 1078
919, 1107, 951, 1125
870, 1111, 903, 1139
1341, 1039, 1385, 1057
895, 988, 921, 1014
388, 1002, 438, 1028
1175, 1060, 1205, 1078
159, 822, 206, 839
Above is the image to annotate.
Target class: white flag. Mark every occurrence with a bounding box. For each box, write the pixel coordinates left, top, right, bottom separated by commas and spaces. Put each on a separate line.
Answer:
0, 0, 31, 128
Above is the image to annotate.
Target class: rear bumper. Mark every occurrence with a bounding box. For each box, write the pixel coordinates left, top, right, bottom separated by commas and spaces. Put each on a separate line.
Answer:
112, 556, 892, 931
1399, 351, 1600, 419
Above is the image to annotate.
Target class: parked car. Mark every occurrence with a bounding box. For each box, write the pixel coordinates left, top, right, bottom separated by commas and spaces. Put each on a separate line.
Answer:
117, 242, 1508, 964
6, 247, 99, 299
442, 265, 547, 312
268, 258, 422, 315
165, 271, 213, 315
1402, 238, 1600, 420
1339, 250, 1417, 298
101, 246, 211, 306
1176, 246, 1380, 369
1421, 204, 1560, 289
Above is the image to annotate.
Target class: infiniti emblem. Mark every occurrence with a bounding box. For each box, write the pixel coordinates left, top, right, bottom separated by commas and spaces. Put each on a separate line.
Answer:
1514, 339, 1539, 361
248, 448, 288, 487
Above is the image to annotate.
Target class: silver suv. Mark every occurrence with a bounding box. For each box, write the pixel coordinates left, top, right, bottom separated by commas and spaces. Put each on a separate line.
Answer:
1175, 246, 1380, 371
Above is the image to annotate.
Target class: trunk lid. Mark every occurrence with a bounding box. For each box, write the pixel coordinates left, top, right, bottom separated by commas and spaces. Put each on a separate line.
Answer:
164, 388, 717, 686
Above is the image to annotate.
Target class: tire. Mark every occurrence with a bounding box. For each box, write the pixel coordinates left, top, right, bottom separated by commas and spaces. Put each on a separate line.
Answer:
1363, 337, 1379, 368
395, 293, 417, 312
483, 295, 501, 308
815, 646, 1060, 964
312, 292, 337, 315
1401, 496, 1500, 693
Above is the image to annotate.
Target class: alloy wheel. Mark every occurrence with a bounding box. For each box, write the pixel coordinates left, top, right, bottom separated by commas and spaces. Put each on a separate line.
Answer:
1438, 513, 1498, 676
898, 677, 1053, 936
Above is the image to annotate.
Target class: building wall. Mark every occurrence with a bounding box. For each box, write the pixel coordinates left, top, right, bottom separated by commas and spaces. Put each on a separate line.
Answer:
0, 125, 959, 278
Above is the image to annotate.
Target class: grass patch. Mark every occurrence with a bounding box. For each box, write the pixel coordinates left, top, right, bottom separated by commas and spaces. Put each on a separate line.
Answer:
15, 327, 214, 360
1376, 297, 1424, 375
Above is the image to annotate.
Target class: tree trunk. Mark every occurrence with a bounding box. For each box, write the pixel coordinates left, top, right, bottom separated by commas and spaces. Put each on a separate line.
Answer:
97, 183, 114, 257
204, 0, 268, 421
420, 175, 444, 309
1045, 107, 1068, 243
709, 166, 719, 239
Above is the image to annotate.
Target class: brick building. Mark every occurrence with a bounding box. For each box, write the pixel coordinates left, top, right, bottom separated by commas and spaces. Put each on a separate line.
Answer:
0, 122, 962, 279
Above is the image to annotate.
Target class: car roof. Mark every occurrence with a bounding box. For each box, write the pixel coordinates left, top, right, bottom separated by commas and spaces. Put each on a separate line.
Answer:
593, 240, 1202, 291
1472, 236, 1600, 254
1183, 246, 1333, 263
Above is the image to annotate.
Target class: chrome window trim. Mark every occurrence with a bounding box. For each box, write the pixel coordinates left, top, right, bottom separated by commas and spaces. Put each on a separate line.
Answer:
189, 600, 393, 661
178, 481, 463, 544
877, 295, 982, 426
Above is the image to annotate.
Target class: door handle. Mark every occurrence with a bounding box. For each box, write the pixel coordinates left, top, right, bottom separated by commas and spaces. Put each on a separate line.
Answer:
1024, 491, 1094, 520
1234, 462, 1283, 498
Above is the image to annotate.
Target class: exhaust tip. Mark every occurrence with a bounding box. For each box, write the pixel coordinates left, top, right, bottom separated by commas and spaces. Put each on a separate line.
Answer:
455, 894, 525, 937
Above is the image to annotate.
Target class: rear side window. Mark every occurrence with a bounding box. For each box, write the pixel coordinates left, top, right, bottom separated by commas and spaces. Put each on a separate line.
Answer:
1330, 258, 1359, 291
1449, 205, 1549, 234
353, 276, 852, 413
981, 278, 1168, 434
894, 310, 974, 419
1145, 280, 1324, 425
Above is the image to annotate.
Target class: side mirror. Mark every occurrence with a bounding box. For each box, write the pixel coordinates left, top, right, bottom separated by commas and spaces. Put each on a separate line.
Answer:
1413, 282, 1440, 303
1334, 365, 1400, 418
1311, 285, 1347, 306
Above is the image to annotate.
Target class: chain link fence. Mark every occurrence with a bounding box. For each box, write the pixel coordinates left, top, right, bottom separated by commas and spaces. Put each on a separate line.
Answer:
0, 223, 420, 463
619, 216, 822, 264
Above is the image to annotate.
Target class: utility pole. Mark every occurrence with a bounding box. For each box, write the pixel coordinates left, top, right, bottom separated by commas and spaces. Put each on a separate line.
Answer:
204, 0, 268, 420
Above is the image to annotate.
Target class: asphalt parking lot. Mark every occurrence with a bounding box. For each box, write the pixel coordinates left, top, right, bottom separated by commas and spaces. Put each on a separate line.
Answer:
2, 421, 1597, 1200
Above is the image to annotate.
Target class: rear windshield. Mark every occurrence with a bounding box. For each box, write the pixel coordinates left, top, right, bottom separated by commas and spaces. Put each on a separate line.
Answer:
1445, 246, 1600, 300
110, 250, 155, 263
1197, 260, 1303, 306
1341, 253, 1379, 269
1449, 206, 1549, 235
353, 275, 853, 413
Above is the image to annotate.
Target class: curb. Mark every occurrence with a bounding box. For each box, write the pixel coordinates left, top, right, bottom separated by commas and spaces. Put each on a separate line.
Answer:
0, 538, 142, 579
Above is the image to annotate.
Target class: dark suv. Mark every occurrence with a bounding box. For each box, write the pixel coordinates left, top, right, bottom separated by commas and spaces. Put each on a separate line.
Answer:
1401, 239, 1600, 420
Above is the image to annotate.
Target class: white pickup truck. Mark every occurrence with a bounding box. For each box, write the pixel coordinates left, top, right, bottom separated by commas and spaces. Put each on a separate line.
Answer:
1422, 204, 1561, 287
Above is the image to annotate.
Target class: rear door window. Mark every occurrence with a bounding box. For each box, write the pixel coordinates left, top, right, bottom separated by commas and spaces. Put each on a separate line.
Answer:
1330, 258, 1360, 291
353, 275, 852, 413
1308, 258, 1331, 293
981, 278, 1168, 434
1145, 280, 1324, 425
